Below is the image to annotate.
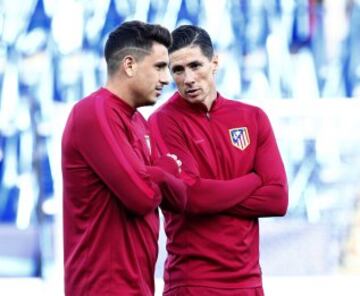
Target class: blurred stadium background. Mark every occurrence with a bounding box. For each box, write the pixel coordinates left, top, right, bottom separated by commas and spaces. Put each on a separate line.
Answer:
0, 0, 360, 295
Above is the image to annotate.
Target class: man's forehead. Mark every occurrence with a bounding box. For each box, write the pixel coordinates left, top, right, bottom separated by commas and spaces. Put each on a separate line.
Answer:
169, 46, 204, 65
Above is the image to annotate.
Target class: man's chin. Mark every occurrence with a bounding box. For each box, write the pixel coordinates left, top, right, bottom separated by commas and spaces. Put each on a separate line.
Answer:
184, 95, 202, 105
142, 99, 157, 107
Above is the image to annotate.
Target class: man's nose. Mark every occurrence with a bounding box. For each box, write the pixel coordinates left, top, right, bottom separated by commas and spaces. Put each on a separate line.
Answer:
184, 69, 195, 85
160, 68, 170, 85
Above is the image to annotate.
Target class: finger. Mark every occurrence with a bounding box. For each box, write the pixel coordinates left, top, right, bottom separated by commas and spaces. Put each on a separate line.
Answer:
166, 153, 178, 161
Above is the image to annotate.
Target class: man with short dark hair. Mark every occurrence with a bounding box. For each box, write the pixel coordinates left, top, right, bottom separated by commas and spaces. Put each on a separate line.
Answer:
149, 25, 288, 296
62, 20, 186, 295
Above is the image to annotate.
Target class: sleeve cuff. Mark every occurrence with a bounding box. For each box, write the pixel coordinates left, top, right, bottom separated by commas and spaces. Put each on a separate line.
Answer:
153, 155, 180, 177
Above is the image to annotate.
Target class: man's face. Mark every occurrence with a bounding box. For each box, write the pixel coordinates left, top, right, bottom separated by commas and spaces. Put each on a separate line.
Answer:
169, 46, 218, 109
132, 42, 170, 107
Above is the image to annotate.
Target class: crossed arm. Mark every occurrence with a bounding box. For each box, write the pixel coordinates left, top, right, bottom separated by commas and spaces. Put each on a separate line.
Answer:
148, 108, 288, 218
227, 109, 288, 217
65, 99, 186, 215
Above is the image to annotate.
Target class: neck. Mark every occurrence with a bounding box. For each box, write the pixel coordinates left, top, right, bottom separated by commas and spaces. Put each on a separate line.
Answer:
204, 89, 218, 111
105, 77, 136, 108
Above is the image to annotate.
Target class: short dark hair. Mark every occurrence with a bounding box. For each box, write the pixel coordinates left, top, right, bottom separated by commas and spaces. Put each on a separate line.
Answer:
169, 25, 214, 59
104, 20, 172, 75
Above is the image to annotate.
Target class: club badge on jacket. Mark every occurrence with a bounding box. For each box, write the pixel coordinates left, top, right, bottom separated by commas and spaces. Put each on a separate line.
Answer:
229, 127, 250, 150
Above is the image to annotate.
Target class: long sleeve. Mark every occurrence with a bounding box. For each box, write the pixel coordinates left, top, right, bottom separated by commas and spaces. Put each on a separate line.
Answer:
63, 98, 162, 216
227, 108, 288, 217
147, 155, 187, 213
148, 112, 262, 215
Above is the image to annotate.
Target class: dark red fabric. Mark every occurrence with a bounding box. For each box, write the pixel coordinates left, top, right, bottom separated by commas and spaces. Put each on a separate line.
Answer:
163, 286, 265, 296
149, 92, 288, 292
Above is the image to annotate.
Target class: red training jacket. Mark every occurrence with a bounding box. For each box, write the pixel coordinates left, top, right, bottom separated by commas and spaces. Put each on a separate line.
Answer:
149, 92, 288, 293
62, 88, 186, 295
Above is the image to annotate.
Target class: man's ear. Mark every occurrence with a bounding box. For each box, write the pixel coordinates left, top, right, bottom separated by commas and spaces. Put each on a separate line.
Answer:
211, 54, 219, 74
123, 55, 137, 77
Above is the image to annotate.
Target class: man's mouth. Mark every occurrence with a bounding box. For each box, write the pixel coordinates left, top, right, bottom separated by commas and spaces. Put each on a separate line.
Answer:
155, 87, 163, 96
185, 88, 200, 95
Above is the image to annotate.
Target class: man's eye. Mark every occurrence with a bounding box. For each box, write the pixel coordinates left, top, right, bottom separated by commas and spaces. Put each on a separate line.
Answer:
172, 68, 183, 74
190, 63, 200, 69
156, 64, 167, 70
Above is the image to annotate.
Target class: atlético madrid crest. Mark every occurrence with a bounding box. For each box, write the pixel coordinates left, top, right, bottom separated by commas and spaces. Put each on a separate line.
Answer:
229, 127, 250, 150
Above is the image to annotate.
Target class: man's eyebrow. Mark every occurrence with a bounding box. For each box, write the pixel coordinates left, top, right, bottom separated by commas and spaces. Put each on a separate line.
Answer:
188, 61, 202, 66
